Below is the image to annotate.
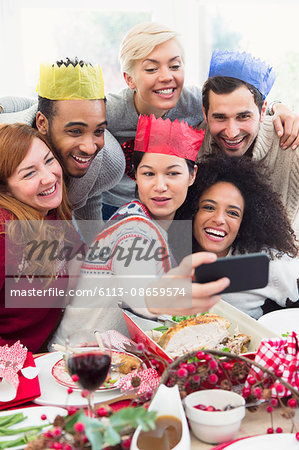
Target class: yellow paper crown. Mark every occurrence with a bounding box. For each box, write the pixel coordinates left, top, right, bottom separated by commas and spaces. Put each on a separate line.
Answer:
37, 63, 105, 100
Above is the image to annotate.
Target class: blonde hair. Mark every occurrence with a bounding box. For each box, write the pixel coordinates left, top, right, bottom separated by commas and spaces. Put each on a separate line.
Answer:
120, 22, 184, 75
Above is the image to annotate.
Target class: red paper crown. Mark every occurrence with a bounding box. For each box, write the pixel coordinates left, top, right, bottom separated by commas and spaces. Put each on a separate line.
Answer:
134, 115, 205, 162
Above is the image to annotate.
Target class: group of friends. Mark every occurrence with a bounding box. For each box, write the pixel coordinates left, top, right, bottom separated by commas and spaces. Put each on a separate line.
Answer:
0, 22, 298, 352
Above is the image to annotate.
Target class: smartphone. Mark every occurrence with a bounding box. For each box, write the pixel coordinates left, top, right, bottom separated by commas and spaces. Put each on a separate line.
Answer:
194, 253, 269, 294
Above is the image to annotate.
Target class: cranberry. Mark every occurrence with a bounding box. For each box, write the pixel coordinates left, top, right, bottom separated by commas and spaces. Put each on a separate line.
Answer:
193, 404, 207, 410
67, 388, 73, 394
276, 427, 283, 433
206, 405, 216, 412
205, 354, 212, 362
270, 398, 278, 407
267, 427, 274, 434
266, 406, 273, 413
296, 432, 299, 441
193, 374, 200, 383
41, 414, 47, 421
81, 389, 89, 398
71, 374, 79, 382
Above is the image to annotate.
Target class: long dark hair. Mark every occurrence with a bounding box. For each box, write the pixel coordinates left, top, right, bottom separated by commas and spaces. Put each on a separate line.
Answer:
184, 154, 297, 258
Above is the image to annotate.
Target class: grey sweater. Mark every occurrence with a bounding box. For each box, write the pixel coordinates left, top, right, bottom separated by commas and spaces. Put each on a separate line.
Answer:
0, 101, 126, 222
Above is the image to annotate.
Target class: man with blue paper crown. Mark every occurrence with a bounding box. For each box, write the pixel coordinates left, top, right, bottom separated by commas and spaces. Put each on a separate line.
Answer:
0, 58, 125, 243
199, 50, 299, 233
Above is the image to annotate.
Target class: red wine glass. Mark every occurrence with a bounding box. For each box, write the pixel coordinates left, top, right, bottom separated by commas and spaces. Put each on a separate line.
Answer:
65, 331, 111, 417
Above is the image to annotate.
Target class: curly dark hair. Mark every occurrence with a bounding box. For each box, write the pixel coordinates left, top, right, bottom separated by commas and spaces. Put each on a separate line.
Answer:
181, 154, 298, 259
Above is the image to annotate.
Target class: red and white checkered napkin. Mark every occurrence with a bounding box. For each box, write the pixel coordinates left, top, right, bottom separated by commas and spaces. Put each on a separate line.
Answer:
245, 332, 299, 397
118, 368, 160, 395
0, 341, 28, 401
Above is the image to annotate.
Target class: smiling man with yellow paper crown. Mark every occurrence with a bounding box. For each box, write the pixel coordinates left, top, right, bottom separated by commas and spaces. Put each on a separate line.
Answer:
0, 58, 125, 243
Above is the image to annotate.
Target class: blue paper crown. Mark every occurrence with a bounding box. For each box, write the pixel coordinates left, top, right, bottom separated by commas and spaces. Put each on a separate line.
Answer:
209, 50, 276, 99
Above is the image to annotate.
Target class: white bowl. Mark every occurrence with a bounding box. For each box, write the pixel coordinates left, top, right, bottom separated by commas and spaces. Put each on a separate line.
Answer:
258, 309, 299, 336
184, 389, 245, 444
131, 384, 190, 450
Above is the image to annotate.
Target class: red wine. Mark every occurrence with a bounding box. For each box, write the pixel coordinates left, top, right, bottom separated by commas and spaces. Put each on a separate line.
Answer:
67, 352, 111, 391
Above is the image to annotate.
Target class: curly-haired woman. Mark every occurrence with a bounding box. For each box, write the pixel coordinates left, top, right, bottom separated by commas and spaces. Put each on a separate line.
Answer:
185, 154, 298, 319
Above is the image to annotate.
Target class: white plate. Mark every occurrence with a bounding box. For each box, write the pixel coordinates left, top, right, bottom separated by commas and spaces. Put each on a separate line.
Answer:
225, 433, 298, 449
258, 309, 299, 336
0, 406, 67, 449
34, 352, 122, 407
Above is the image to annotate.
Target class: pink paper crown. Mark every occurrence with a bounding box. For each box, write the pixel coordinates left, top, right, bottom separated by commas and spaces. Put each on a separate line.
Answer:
135, 115, 205, 162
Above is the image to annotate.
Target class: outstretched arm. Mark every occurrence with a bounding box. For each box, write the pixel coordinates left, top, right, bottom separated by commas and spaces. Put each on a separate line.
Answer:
146, 252, 230, 315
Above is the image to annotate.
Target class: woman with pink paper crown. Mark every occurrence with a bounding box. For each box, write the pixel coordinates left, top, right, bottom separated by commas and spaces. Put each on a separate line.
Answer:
53, 115, 230, 344
0, 123, 75, 352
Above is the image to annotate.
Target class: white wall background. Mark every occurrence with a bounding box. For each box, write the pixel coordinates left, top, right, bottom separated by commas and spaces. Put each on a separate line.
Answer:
1, 0, 299, 111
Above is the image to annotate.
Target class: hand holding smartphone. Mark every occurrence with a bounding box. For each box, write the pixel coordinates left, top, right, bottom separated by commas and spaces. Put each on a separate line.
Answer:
194, 253, 270, 294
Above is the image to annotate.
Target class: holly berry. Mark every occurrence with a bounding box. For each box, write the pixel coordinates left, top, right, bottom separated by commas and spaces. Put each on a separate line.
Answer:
242, 387, 251, 398
67, 387, 73, 394
177, 367, 188, 378
122, 437, 132, 449
287, 398, 297, 408
296, 432, 299, 441
137, 343, 145, 352
187, 363, 196, 373
97, 407, 108, 417
209, 359, 218, 371
276, 427, 283, 433
41, 414, 47, 421
81, 389, 89, 398
74, 422, 85, 433
209, 374, 218, 384
205, 354, 212, 362
196, 351, 205, 360
253, 387, 262, 399
270, 398, 278, 407
275, 383, 284, 394
71, 374, 79, 382
267, 427, 274, 434
266, 406, 273, 413
52, 444, 63, 450
193, 374, 200, 383
247, 376, 256, 385
52, 427, 62, 437
67, 406, 77, 416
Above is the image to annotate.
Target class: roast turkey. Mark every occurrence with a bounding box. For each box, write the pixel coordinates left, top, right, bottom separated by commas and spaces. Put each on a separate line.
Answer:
156, 314, 250, 357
